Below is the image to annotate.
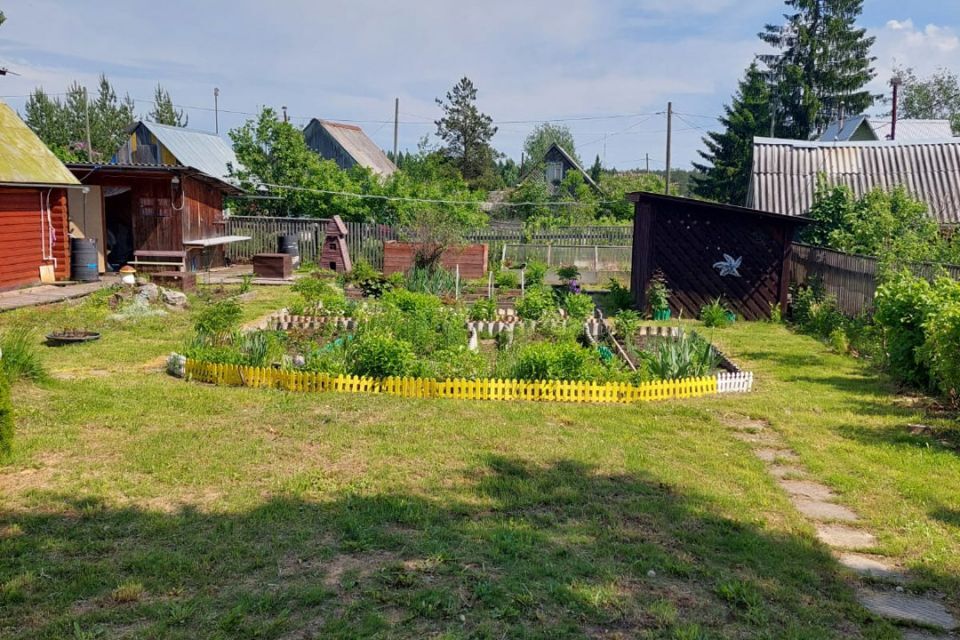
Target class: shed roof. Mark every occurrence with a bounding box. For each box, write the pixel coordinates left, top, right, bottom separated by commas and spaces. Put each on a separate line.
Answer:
748, 137, 960, 225
66, 162, 243, 195
0, 100, 79, 186
125, 121, 240, 184
307, 119, 397, 177
629, 191, 811, 224
818, 116, 955, 142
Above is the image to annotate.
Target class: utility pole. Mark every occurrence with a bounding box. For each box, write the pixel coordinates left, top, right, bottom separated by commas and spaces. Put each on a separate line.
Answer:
645, 153, 649, 173
282, 105, 289, 124
393, 97, 399, 162
214, 88, 220, 134
890, 75, 902, 141
83, 86, 93, 162
664, 102, 672, 195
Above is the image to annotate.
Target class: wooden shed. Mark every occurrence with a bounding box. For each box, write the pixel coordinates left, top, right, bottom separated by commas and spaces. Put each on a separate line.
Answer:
67, 164, 244, 272
630, 192, 809, 320
0, 101, 80, 290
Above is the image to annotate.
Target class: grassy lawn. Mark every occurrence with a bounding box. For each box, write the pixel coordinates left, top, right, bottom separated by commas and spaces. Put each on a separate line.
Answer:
0, 286, 957, 638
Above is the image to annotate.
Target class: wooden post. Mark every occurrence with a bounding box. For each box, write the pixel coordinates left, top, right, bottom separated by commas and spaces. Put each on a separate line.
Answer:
455, 264, 460, 300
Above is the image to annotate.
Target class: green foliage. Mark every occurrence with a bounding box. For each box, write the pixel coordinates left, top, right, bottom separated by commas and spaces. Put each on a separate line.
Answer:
556, 265, 580, 283
873, 271, 934, 387
515, 287, 555, 321
348, 332, 414, 378
405, 267, 456, 296
421, 347, 488, 381
700, 299, 732, 328
382, 289, 442, 316
607, 278, 633, 312
494, 270, 519, 289
597, 173, 672, 221
523, 123, 580, 170
193, 299, 243, 336
828, 327, 850, 354
348, 259, 380, 284
768, 303, 783, 324
148, 83, 187, 127
922, 288, 960, 402
0, 327, 46, 382
646, 271, 670, 312
693, 63, 771, 205
524, 261, 547, 287
434, 77, 500, 187
563, 293, 594, 321
0, 369, 12, 458
790, 285, 844, 339
469, 298, 498, 322
511, 342, 606, 382
644, 332, 720, 380
889, 65, 960, 135
613, 310, 641, 346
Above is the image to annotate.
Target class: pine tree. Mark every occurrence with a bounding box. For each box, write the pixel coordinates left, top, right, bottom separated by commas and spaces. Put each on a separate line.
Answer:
692, 63, 771, 205
148, 84, 188, 127
90, 74, 136, 156
589, 154, 602, 184
760, 0, 876, 138
434, 77, 499, 184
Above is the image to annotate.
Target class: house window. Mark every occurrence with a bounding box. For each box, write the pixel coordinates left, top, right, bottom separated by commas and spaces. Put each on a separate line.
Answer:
546, 161, 564, 184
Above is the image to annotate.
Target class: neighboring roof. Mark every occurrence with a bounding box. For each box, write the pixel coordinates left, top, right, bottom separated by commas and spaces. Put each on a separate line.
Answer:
0, 100, 79, 186
123, 121, 240, 184
748, 137, 960, 225
548, 143, 603, 193
307, 119, 397, 177
65, 162, 243, 195
818, 115, 955, 142
628, 191, 811, 225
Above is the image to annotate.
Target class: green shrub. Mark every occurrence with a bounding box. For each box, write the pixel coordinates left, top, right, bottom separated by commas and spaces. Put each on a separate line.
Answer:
646, 271, 670, 312
829, 327, 850, 354
0, 327, 46, 382
469, 297, 498, 322
0, 371, 13, 458
919, 279, 960, 402
515, 287, 555, 321
406, 266, 456, 295
700, 298, 732, 328
348, 332, 414, 378
768, 302, 783, 324
494, 270, 519, 289
563, 293, 595, 320
525, 261, 547, 287
511, 341, 603, 382
556, 265, 580, 283
347, 259, 380, 285
874, 271, 934, 387
382, 289, 442, 316
422, 347, 488, 380
291, 276, 338, 304
646, 333, 719, 380
607, 278, 633, 311
194, 299, 243, 336
613, 310, 641, 346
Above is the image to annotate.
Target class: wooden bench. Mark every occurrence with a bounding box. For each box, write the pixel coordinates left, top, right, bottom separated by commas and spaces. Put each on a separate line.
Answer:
132, 250, 187, 273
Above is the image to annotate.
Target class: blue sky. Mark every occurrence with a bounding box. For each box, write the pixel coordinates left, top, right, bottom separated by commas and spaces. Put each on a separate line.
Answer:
0, 1, 957, 170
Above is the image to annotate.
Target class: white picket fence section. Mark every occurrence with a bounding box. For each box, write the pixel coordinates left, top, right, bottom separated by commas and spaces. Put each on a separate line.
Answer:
716, 371, 754, 394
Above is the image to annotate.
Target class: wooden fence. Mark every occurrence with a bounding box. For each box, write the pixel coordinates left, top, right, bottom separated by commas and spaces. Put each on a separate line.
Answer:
183, 359, 756, 404
225, 216, 631, 270
790, 243, 960, 316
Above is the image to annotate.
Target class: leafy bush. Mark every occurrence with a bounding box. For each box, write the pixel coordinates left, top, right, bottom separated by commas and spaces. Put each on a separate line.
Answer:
556, 265, 580, 282
292, 276, 337, 304
790, 285, 844, 338
382, 289, 442, 316
511, 341, 604, 382
406, 266, 456, 295
829, 326, 850, 354
645, 333, 719, 380
422, 347, 487, 380
494, 270, 519, 289
0, 327, 46, 382
922, 295, 960, 402
607, 278, 633, 311
524, 261, 547, 287
0, 370, 13, 458
873, 272, 934, 387
348, 332, 414, 378
194, 299, 243, 336
613, 310, 641, 346
515, 287, 555, 321
768, 302, 782, 324
563, 293, 595, 320
700, 298, 732, 328
646, 270, 670, 312
347, 259, 380, 285
469, 297, 498, 322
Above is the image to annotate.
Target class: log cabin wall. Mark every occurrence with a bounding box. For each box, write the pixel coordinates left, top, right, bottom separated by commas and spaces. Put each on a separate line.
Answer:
631, 193, 806, 321
0, 187, 70, 289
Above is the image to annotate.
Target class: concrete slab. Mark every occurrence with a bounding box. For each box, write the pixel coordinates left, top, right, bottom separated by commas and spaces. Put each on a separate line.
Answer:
768, 464, 807, 479
0, 280, 113, 312
816, 524, 876, 550
754, 448, 799, 464
793, 498, 859, 522
838, 553, 906, 582
902, 630, 954, 640
778, 479, 836, 501
857, 589, 957, 630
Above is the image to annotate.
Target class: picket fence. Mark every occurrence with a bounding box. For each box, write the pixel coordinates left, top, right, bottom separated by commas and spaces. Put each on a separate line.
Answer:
184, 359, 752, 404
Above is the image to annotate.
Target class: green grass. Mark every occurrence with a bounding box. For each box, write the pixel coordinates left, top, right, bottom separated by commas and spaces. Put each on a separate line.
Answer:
0, 289, 957, 638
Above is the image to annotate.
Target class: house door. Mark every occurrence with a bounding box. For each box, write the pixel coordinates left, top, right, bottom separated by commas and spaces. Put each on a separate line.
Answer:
104, 187, 134, 270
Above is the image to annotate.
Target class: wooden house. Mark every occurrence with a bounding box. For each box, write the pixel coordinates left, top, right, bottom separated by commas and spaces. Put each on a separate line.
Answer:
519, 143, 602, 196
303, 119, 397, 178
630, 192, 809, 320
67, 164, 244, 272
0, 101, 81, 290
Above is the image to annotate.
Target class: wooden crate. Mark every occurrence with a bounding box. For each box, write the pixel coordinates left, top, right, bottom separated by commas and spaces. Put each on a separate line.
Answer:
382, 242, 488, 279
151, 270, 197, 292
253, 253, 293, 280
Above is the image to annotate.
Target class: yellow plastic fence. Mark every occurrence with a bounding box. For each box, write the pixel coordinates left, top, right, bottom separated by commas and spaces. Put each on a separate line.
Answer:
185, 360, 718, 404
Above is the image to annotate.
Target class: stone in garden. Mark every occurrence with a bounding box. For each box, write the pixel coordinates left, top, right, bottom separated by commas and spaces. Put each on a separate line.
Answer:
135, 283, 160, 303
856, 588, 957, 630
768, 465, 806, 479
754, 448, 798, 463
778, 479, 835, 501
166, 353, 186, 378
838, 553, 905, 581
161, 288, 188, 308
793, 498, 858, 522
815, 524, 876, 550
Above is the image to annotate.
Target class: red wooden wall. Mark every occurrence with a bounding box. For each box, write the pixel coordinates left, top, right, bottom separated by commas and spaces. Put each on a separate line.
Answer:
0, 187, 70, 290
383, 242, 488, 279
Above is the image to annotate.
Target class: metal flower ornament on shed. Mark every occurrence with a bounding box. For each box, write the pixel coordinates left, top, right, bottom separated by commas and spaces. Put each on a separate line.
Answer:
713, 254, 742, 278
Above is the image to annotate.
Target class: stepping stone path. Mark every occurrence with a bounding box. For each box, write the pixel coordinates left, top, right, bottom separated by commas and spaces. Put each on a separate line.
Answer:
721, 414, 958, 637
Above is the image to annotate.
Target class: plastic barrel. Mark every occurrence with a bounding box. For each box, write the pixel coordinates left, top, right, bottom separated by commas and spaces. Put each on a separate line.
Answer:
70, 238, 100, 282
277, 233, 300, 267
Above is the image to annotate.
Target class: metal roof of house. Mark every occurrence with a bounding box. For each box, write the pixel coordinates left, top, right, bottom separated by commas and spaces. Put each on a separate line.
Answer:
0, 100, 79, 186
818, 116, 955, 142
308, 119, 397, 177
65, 162, 243, 195
125, 121, 240, 184
748, 137, 960, 225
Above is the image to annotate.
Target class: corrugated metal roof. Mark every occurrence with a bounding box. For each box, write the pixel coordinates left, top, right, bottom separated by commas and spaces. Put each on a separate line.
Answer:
868, 119, 955, 141
126, 121, 240, 184
748, 137, 960, 225
313, 119, 397, 177
818, 115, 872, 142
0, 100, 79, 185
